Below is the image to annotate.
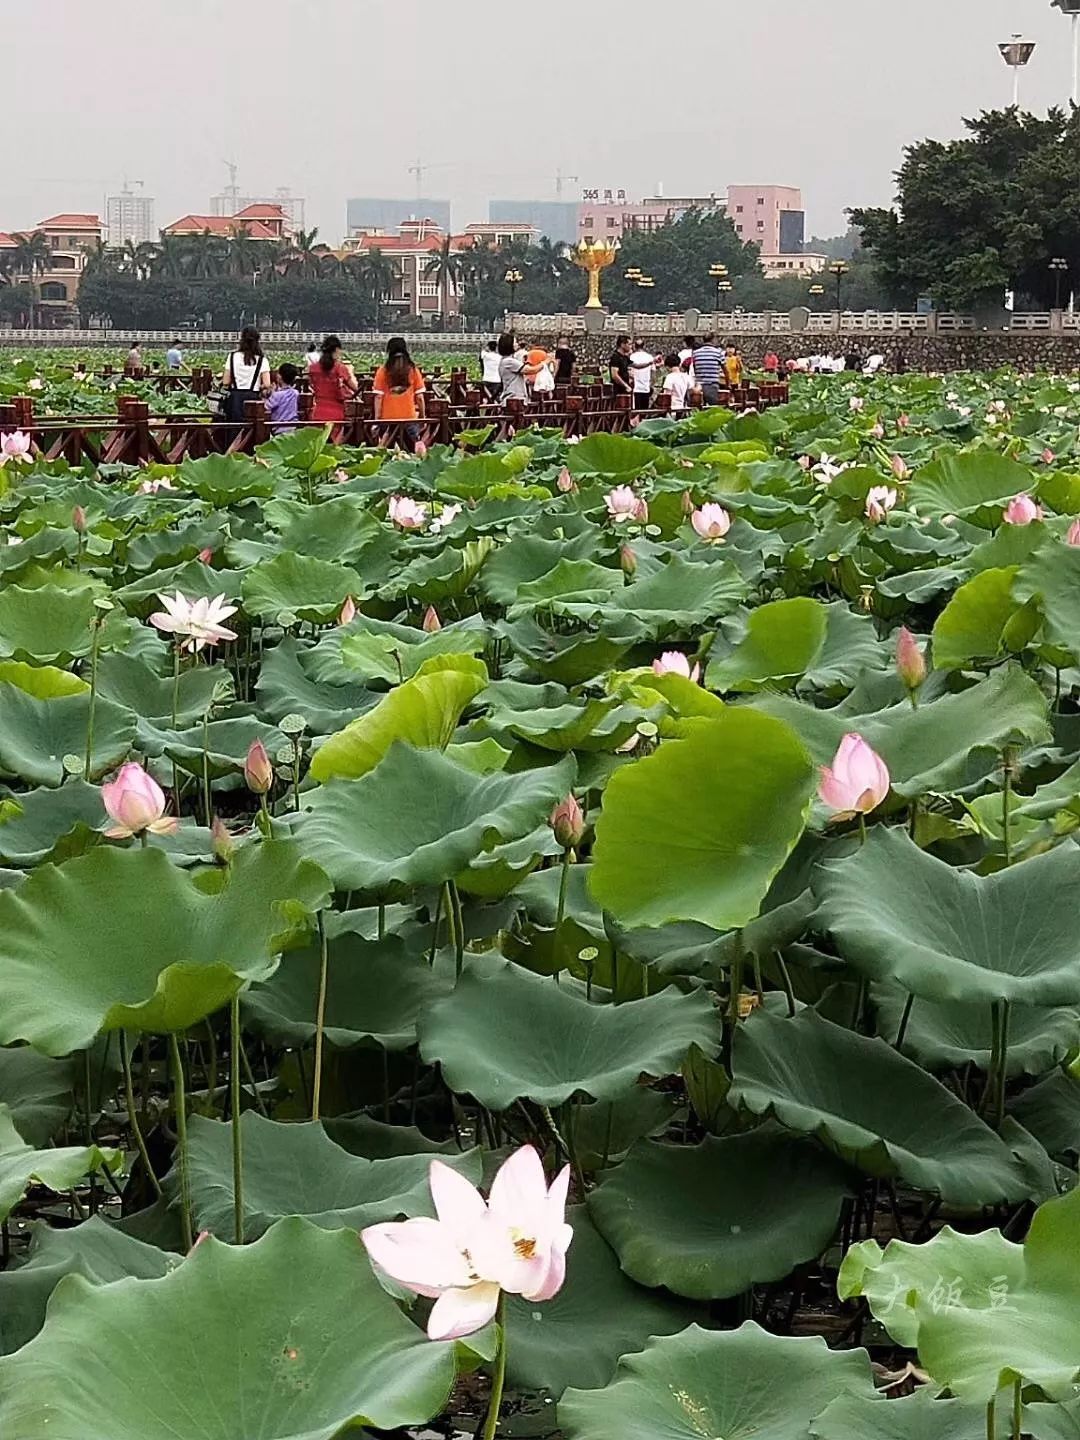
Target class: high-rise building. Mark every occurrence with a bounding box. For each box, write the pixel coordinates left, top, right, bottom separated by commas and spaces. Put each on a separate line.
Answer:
210, 175, 305, 233
347, 197, 452, 237
489, 200, 578, 247
726, 185, 804, 254
106, 185, 155, 248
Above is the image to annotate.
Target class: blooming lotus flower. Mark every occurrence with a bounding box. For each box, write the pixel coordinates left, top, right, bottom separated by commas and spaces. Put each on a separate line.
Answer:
897, 413, 910, 430
652, 651, 700, 683
361, 1146, 572, 1341
895, 626, 926, 692
957, 406, 972, 418
819, 733, 891, 818
27, 378, 43, 392
334, 468, 350, 484
1041, 449, 1055, 465
0, 431, 32, 465
149, 591, 238, 653
388, 494, 427, 530
550, 793, 585, 849
797, 454, 812, 470
244, 738, 273, 796
889, 455, 909, 481
137, 476, 176, 495
985, 413, 998, 427
102, 762, 177, 839
430, 503, 462, 535
1003, 494, 1041, 526
993, 399, 1007, 413
604, 485, 647, 525
865, 486, 897, 523
813, 453, 846, 483
1067, 518, 1080, 547
339, 595, 357, 626
556, 467, 575, 493
422, 605, 442, 633
691, 503, 732, 543
849, 396, 864, 412
869, 423, 884, 440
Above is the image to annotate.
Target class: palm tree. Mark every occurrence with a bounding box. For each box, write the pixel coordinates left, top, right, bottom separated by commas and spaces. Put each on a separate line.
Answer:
120, 239, 160, 280
348, 250, 397, 329
283, 227, 324, 280
187, 231, 228, 280
226, 227, 261, 279
11, 231, 51, 281
423, 236, 467, 326
153, 234, 190, 281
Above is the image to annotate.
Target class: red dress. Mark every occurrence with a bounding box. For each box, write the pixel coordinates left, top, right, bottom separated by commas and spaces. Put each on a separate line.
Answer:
309, 361, 350, 422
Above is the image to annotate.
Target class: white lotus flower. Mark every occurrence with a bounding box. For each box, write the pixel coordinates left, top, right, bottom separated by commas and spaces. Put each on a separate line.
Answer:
149, 591, 238, 653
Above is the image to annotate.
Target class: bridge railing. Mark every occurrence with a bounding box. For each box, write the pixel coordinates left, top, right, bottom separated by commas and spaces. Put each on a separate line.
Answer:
511, 310, 1079, 337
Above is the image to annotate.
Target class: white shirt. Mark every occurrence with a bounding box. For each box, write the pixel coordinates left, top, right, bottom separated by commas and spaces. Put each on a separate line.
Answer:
229, 352, 270, 390
481, 349, 502, 384
664, 370, 692, 412
630, 349, 655, 394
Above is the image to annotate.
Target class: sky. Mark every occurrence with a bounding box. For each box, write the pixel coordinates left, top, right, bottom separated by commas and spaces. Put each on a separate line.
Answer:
5, 0, 1074, 244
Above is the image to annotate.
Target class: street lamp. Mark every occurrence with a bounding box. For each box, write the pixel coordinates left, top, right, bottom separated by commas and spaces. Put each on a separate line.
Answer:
999, 34, 1037, 108
504, 268, 523, 311
1050, 257, 1069, 309
1052, 0, 1080, 104
828, 262, 849, 311
708, 261, 729, 310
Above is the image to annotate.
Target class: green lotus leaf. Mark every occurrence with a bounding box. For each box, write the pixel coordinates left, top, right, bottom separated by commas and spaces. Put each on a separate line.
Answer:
931, 567, 1022, 669
95, 652, 230, 726
0, 841, 331, 1054
0, 686, 136, 786
567, 432, 661, 475
505, 1205, 699, 1396
799, 603, 891, 695
707, 597, 829, 692
730, 1009, 1028, 1205
114, 560, 245, 615
569, 1087, 680, 1169
589, 1128, 853, 1299
456, 821, 560, 898
309, 654, 487, 783
560, 1321, 876, 1440
243, 932, 450, 1051
160, 717, 285, 780
591, 710, 815, 930
497, 614, 641, 685
179, 1112, 481, 1240
545, 555, 751, 639
508, 557, 623, 613
324, 1114, 462, 1159
908, 451, 1037, 519
489, 695, 648, 753
271, 493, 382, 561
241, 552, 364, 623
479, 530, 601, 608
379, 538, 492, 606
1009, 1071, 1080, 1162
178, 451, 279, 502
0, 1217, 458, 1439
812, 1389, 995, 1440
0, 1046, 74, 1146
1016, 541, 1080, 660
816, 827, 1080, 1007
0, 661, 87, 698
254, 636, 377, 735
0, 1105, 121, 1223
339, 616, 488, 684
297, 744, 573, 894
418, 959, 722, 1108
1028, 1400, 1080, 1440
0, 781, 105, 867
0, 585, 129, 663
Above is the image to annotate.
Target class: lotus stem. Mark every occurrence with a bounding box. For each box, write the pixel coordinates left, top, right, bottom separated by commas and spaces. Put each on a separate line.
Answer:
84, 618, 102, 776
312, 912, 330, 1123
1012, 1379, 1022, 1440
230, 994, 244, 1244
857, 813, 868, 845
446, 881, 465, 979
377, 902, 386, 940
120, 1029, 161, 1197
987, 1397, 996, 1440
82, 1049, 98, 1216
169, 1032, 194, 1252
774, 951, 797, 1017
201, 708, 212, 828
480, 1293, 507, 1440
554, 847, 572, 942
995, 1001, 1011, 1131
894, 993, 915, 1051
171, 647, 180, 726
1002, 747, 1016, 866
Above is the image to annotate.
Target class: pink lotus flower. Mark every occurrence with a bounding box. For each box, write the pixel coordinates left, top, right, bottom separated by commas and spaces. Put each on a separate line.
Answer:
897, 413, 910, 430
362, 1146, 573, 1341
797, 454, 812, 470
889, 455, 909, 481
849, 396, 864, 412
1067, 518, 1080, 547
619, 544, 637, 576
865, 486, 897, 523
1003, 494, 1041, 526
149, 591, 238, 653
422, 605, 442, 633
869, 423, 884, 440
197, 547, 214, 564
137, 476, 176, 495
414, 440, 428, 460
430, 503, 462, 535
691, 503, 732, 543
1041, 449, 1055, 465
244, 738, 273, 795
653, 651, 700, 682
556, 467, 575, 493
334, 468, 350, 484
604, 485, 648, 525
388, 494, 427, 530
72, 505, 87, 534
550, 793, 585, 849
895, 626, 926, 692
0, 431, 32, 465
102, 762, 178, 839
819, 733, 891, 817
339, 595, 357, 626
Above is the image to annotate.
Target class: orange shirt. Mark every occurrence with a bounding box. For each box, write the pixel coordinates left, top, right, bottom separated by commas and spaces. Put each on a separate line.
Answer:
526, 348, 548, 374
373, 364, 425, 421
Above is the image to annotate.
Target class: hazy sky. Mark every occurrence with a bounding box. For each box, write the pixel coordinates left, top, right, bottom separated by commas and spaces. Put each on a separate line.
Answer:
6, 0, 1073, 243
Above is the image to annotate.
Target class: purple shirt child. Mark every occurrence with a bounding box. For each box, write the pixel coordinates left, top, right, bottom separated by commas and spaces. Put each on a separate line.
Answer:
266, 384, 299, 432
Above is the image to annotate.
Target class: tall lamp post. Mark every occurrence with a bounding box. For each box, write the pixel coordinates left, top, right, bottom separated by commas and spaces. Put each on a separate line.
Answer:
709, 261, 729, 312
504, 268, 523, 313
1052, 0, 1080, 105
999, 35, 1037, 108
1050, 257, 1069, 310
829, 262, 849, 312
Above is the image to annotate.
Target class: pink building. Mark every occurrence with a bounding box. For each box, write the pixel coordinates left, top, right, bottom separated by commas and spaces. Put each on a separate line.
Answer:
726, 186, 804, 254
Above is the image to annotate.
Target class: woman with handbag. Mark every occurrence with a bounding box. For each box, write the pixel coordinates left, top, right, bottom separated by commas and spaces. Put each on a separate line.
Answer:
219, 327, 271, 430
308, 335, 358, 436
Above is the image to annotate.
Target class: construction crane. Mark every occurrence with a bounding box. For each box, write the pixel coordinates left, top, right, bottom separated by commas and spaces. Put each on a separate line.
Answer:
407, 158, 454, 201
555, 168, 579, 199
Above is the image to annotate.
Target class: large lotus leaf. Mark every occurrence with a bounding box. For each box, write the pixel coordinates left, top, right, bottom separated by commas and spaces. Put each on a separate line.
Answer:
590, 710, 815, 930
550, 555, 751, 638
729, 1009, 1028, 1205
0, 1105, 121, 1223
273, 493, 382, 561
570, 1087, 680, 1169
509, 557, 623, 612
479, 531, 601, 608
180, 1112, 481, 1240
931, 567, 1022, 669
801, 603, 891, 693
340, 617, 488, 684
308, 654, 487, 783
178, 450, 279, 501
813, 1390, 996, 1440
0, 1216, 172, 1356
568, 432, 661, 475
325, 1114, 461, 1159
0, 585, 129, 663
816, 826, 1080, 1007
456, 821, 560, 898
243, 932, 450, 1051
159, 716, 285, 780
560, 1322, 876, 1440
707, 597, 829, 692
1029, 1401, 1080, 1440
255, 636, 377, 734
588, 1129, 853, 1299
0, 781, 106, 866
0, 686, 136, 787
418, 959, 721, 1108
1017, 541, 1080, 660
755, 665, 1049, 799
125, 515, 231, 573
114, 560, 245, 615
241, 552, 364, 623
489, 695, 648, 753
0, 1217, 458, 1439
0, 1046, 74, 1146
497, 614, 641, 686
872, 982, 1078, 1076
908, 451, 1037, 519
95, 651, 230, 726
0, 841, 331, 1055
1009, 1071, 1080, 1161
505, 1206, 699, 1396
297, 744, 573, 894
0, 660, 87, 698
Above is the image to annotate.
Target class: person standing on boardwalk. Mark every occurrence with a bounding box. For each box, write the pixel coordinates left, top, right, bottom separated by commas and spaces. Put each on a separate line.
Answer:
309, 334, 358, 429
691, 333, 725, 405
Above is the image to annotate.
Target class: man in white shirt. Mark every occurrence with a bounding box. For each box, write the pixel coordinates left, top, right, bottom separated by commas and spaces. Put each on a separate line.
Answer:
663, 352, 692, 415
629, 340, 658, 411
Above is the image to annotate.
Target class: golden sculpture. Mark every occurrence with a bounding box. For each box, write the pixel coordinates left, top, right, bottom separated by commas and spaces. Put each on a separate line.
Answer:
572, 238, 619, 310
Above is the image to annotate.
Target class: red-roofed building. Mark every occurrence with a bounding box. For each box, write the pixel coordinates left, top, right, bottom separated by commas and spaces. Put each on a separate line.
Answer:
163, 213, 280, 241
3, 213, 104, 322
340, 219, 470, 318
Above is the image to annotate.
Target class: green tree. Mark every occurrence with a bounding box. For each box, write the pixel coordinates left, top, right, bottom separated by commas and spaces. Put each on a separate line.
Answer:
423, 236, 467, 327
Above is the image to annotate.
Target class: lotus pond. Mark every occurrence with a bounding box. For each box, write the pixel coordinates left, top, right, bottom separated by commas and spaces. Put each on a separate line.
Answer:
2, 369, 1080, 1439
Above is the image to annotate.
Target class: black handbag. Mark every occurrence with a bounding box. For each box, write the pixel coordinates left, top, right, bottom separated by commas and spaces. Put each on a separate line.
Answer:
218, 350, 264, 422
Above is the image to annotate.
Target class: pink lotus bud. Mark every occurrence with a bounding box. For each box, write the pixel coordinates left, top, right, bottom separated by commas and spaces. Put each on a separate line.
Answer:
869, 423, 884, 440
339, 595, 357, 626
819, 733, 891, 817
198, 547, 214, 564
422, 605, 442, 633
244, 738, 273, 796
414, 440, 428, 460
798, 454, 811, 470
897, 413, 910, 429
1003, 494, 1041, 526
550, 793, 585, 849
620, 544, 637, 577
895, 626, 926, 692
1041, 449, 1055, 465
691, 503, 731, 543
556, 467, 575, 493
1067, 518, 1080, 547
889, 455, 909, 481
652, 651, 701, 683
72, 505, 87, 535
210, 816, 233, 863
680, 489, 694, 516
102, 762, 178, 839
865, 486, 897, 523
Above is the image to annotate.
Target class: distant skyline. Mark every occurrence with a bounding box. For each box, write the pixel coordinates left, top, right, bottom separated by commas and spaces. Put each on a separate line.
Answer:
4, 0, 1073, 245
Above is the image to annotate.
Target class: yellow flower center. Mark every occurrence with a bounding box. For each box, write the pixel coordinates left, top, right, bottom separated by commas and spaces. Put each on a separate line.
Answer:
513, 1236, 538, 1260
